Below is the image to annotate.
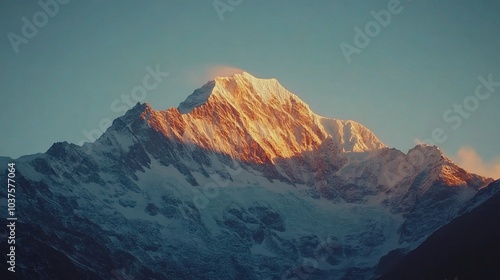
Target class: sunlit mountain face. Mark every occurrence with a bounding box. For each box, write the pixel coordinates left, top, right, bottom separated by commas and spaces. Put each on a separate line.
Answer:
0, 73, 498, 280
145, 72, 385, 163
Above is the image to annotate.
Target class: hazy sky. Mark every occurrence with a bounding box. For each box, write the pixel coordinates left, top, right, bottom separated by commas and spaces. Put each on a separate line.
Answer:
1, 0, 499, 176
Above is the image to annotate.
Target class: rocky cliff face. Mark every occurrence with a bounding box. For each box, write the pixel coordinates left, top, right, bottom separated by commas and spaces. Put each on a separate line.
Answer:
0, 72, 496, 279
379, 180, 500, 280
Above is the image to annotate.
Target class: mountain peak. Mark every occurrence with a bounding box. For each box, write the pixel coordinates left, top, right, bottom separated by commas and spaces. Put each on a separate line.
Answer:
404, 144, 492, 187
141, 72, 386, 163
177, 80, 216, 114
178, 72, 301, 114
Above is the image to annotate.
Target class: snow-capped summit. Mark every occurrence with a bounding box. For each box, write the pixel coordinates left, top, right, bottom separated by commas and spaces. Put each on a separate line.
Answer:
146, 72, 385, 163
178, 72, 300, 114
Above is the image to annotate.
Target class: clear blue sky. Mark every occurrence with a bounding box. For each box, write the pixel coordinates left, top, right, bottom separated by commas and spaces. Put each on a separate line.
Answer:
1, 0, 499, 169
